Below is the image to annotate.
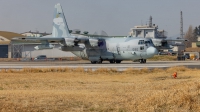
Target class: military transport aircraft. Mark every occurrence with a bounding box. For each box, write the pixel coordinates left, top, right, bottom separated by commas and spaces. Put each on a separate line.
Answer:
12, 3, 158, 64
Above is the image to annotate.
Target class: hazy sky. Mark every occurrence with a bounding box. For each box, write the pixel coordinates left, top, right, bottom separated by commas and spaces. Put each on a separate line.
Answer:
0, 0, 200, 37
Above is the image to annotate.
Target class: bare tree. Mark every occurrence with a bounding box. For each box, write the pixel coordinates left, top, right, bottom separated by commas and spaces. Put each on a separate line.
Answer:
184, 25, 197, 48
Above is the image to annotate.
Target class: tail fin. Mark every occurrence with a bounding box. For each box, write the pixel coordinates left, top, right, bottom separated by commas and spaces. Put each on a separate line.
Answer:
52, 3, 70, 37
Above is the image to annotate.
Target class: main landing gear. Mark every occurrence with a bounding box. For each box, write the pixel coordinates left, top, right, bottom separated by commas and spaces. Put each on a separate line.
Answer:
109, 60, 115, 63
139, 59, 146, 63
91, 60, 103, 64
91, 60, 122, 64
109, 60, 121, 64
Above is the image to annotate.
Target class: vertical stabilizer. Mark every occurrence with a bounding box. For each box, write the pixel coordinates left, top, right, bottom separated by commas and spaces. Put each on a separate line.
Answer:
52, 3, 70, 37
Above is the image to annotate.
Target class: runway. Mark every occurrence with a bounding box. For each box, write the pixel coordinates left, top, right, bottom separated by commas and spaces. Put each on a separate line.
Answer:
0, 60, 199, 71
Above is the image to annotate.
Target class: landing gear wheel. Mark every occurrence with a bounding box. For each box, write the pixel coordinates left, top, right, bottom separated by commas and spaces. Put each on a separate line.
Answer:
115, 60, 121, 63
97, 60, 103, 64
91, 61, 97, 64
140, 59, 146, 63
109, 60, 115, 63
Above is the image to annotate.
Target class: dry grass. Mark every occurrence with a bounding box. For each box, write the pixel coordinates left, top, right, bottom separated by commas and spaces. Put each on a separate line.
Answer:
148, 55, 177, 61
0, 66, 200, 112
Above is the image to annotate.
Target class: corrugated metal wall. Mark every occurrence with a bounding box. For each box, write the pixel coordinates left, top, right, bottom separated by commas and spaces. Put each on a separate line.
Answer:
0, 45, 8, 58
21, 44, 76, 58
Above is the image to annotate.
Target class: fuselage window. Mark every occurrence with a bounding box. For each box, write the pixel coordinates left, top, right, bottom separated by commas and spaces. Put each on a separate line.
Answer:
138, 40, 144, 45
140, 46, 144, 50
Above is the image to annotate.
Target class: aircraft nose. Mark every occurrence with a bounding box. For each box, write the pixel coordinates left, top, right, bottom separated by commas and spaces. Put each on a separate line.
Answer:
147, 47, 158, 55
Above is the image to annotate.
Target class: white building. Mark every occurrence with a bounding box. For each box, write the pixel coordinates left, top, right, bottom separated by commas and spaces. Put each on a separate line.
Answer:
129, 25, 167, 39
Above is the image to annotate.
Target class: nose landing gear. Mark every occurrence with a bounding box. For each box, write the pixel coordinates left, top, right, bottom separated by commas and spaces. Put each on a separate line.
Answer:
139, 59, 146, 63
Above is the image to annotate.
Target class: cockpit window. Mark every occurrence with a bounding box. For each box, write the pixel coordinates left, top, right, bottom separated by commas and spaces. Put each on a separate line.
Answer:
145, 41, 150, 44
150, 39, 153, 44
145, 39, 154, 46
138, 40, 144, 45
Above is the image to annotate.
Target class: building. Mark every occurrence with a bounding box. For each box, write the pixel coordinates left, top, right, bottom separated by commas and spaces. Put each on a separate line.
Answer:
129, 16, 167, 39
184, 36, 200, 59
129, 25, 167, 39
0, 31, 24, 58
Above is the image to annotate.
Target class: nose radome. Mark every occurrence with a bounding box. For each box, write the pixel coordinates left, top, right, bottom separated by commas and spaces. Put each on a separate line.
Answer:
147, 47, 158, 55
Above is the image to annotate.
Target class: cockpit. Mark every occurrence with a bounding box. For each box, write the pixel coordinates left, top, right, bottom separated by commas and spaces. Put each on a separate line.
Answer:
138, 39, 154, 47
145, 39, 154, 47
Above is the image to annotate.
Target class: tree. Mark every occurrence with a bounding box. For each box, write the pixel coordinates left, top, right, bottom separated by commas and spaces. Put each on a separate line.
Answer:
194, 27, 198, 35
198, 25, 200, 35
184, 25, 197, 48
193, 27, 198, 41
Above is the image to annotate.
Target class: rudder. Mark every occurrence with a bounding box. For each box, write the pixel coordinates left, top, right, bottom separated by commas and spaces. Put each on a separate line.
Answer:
52, 3, 70, 37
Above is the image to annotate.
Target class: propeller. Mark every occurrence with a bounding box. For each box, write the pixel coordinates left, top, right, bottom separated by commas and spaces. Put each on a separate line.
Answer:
72, 29, 81, 34
100, 30, 108, 37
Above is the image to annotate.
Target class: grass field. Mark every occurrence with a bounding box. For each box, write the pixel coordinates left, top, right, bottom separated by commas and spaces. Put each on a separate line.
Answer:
148, 55, 177, 61
0, 67, 200, 112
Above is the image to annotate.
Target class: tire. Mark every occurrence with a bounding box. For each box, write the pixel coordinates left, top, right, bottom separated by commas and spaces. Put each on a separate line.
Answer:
97, 60, 103, 64
139, 59, 143, 63
116, 60, 121, 63
109, 60, 115, 63
91, 61, 96, 64
143, 59, 146, 63
140, 59, 146, 63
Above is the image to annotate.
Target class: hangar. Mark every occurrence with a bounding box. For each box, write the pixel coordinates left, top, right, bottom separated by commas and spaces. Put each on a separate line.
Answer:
0, 31, 76, 58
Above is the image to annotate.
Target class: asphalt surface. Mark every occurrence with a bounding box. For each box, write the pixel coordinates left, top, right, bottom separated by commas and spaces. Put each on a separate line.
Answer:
0, 60, 199, 71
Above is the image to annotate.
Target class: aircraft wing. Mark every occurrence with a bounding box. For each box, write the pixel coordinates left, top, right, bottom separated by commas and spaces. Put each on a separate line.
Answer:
12, 36, 92, 47
165, 38, 188, 42
12, 37, 65, 43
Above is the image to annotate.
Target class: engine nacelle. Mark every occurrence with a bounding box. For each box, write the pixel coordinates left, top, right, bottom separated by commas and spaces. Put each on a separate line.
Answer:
152, 39, 162, 47
65, 38, 80, 47
89, 39, 103, 47
34, 44, 54, 50
89, 39, 98, 47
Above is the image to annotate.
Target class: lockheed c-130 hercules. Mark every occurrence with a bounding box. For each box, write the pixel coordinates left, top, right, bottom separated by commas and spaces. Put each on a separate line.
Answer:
12, 3, 158, 64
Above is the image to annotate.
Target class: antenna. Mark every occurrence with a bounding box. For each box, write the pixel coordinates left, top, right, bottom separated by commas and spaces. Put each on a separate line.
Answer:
149, 16, 152, 27
180, 11, 183, 38
179, 11, 185, 54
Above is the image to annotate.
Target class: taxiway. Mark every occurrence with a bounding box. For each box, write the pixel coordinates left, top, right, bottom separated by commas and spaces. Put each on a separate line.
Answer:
0, 61, 199, 71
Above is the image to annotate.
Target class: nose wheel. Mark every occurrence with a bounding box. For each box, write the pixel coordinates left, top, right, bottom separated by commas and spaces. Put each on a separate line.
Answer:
91, 61, 97, 64
140, 59, 146, 63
